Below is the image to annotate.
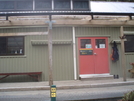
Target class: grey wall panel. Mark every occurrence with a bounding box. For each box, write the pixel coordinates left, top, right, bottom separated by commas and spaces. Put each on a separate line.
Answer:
0, 27, 73, 82
53, 45, 74, 80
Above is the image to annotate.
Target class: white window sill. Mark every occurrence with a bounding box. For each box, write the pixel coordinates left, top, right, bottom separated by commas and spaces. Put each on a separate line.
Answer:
125, 53, 134, 55
0, 55, 27, 58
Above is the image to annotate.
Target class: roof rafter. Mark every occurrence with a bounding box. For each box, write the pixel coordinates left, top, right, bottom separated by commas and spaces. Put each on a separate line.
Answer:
0, 19, 134, 27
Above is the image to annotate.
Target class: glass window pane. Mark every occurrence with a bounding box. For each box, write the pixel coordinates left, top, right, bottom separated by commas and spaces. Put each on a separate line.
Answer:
96, 39, 106, 48
54, 1, 70, 9
16, 1, 33, 10
73, 1, 88, 9
0, 1, 14, 9
35, 0, 51, 10
7, 37, 24, 55
125, 35, 134, 52
0, 37, 7, 55
81, 39, 91, 48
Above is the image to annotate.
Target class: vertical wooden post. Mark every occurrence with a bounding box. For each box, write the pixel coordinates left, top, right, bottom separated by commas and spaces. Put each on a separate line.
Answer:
120, 26, 127, 81
48, 15, 53, 86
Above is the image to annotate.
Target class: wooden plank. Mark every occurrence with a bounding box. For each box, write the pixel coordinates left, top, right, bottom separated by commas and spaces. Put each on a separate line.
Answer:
0, 20, 134, 26
120, 26, 127, 81
0, 72, 42, 81
56, 20, 134, 26
0, 72, 42, 75
124, 31, 134, 34
0, 32, 48, 36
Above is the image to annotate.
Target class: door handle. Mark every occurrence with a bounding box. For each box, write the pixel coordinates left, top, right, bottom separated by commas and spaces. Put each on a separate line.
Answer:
94, 53, 97, 55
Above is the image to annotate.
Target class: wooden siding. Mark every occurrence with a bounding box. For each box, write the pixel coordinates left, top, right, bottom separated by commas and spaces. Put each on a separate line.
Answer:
0, 27, 73, 82
0, 26, 134, 82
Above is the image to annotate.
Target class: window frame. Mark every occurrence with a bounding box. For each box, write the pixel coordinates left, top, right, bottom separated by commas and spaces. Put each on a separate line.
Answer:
80, 39, 91, 48
73, 0, 89, 11
124, 35, 134, 53
0, 36, 25, 56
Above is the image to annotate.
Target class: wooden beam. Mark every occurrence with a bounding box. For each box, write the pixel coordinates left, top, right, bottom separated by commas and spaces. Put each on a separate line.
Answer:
0, 20, 134, 27
120, 26, 127, 81
0, 32, 48, 36
124, 31, 134, 34
53, 20, 134, 26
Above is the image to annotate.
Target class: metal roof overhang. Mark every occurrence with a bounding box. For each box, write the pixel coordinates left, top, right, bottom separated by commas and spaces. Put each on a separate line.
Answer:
0, 11, 134, 16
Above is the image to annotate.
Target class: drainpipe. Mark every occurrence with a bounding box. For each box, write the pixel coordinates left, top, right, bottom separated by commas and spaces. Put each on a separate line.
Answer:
73, 27, 77, 80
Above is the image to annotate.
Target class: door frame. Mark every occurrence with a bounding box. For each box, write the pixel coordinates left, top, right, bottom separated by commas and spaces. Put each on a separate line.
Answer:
77, 36, 110, 76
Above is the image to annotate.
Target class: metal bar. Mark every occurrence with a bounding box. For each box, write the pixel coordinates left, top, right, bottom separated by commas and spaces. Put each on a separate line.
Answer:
0, 12, 134, 16
0, 75, 9, 80
28, 75, 39, 81
129, 15, 132, 20
91, 14, 93, 20
6, 16, 8, 20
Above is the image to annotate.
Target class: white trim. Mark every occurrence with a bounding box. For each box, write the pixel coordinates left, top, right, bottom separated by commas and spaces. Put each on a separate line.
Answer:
124, 31, 134, 34
52, 0, 54, 10
80, 73, 111, 78
88, 0, 91, 11
71, 0, 73, 10
33, 0, 35, 11
73, 27, 77, 80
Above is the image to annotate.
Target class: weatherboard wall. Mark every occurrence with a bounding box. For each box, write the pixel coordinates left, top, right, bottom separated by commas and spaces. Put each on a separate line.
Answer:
0, 27, 74, 82
0, 27, 134, 82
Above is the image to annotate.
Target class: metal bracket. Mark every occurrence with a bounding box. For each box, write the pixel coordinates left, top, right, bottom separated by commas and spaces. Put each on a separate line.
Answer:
119, 35, 126, 39
45, 21, 55, 29
6, 15, 8, 20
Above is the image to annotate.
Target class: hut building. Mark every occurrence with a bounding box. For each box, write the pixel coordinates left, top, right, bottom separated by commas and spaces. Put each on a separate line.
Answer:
0, 0, 134, 82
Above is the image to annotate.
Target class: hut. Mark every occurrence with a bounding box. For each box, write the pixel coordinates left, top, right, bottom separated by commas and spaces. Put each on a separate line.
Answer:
0, 0, 134, 82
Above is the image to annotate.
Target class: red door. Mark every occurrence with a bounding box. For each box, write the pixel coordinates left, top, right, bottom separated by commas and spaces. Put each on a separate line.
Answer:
78, 37, 109, 74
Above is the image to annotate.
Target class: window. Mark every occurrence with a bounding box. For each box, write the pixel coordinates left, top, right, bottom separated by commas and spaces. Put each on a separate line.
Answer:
73, 0, 89, 10
0, 1, 15, 10
81, 39, 91, 48
16, 0, 33, 10
0, 0, 33, 11
124, 35, 134, 52
54, 0, 70, 10
35, 0, 52, 10
0, 36, 24, 56
95, 39, 106, 48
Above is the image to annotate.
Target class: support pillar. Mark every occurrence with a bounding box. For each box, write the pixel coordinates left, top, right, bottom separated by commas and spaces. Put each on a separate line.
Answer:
47, 15, 55, 86
120, 26, 127, 81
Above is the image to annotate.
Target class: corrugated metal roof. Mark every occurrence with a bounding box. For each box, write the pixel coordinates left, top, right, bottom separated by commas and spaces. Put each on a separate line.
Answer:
0, 2, 134, 16
91, 2, 134, 13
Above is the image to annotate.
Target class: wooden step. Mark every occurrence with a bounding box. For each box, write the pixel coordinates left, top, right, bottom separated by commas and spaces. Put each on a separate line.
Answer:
79, 74, 114, 81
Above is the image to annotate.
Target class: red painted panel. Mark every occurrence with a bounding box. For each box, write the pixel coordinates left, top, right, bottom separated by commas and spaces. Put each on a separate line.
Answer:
78, 38, 95, 74
78, 37, 109, 75
94, 38, 109, 74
